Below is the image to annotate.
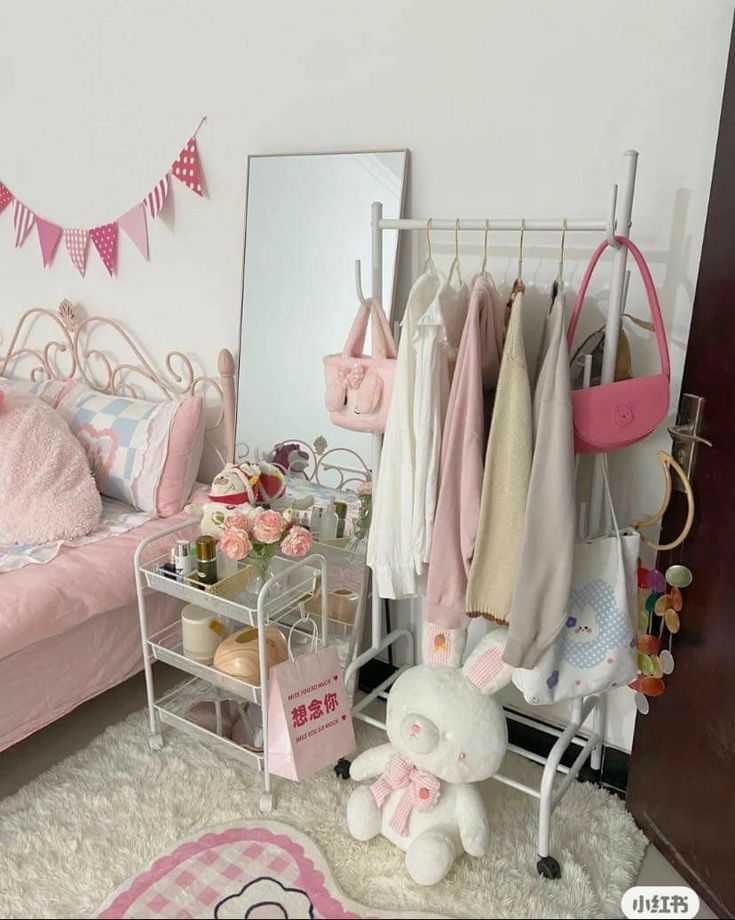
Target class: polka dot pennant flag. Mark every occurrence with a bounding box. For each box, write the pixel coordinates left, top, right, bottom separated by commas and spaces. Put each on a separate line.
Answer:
65, 228, 89, 277
0, 182, 12, 215
36, 218, 63, 267
145, 176, 169, 219
90, 222, 118, 276
171, 137, 203, 196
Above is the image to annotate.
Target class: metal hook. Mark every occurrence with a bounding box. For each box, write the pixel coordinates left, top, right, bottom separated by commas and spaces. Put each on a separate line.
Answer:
607, 184, 621, 248
481, 219, 490, 274
354, 259, 367, 305
449, 218, 462, 284
517, 218, 525, 280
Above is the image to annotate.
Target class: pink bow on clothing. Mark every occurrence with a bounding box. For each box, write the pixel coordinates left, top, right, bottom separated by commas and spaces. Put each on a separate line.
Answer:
370, 754, 441, 837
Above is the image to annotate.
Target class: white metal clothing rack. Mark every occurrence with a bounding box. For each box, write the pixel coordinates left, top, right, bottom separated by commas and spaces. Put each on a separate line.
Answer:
345, 149, 639, 879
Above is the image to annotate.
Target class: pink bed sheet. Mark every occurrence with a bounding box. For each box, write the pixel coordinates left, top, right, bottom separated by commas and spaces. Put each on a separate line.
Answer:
0, 592, 181, 752
0, 507, 200, 661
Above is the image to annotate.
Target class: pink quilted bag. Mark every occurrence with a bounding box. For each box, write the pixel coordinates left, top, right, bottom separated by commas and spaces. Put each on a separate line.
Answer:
567, 237, 670, 453
323, 298, 397, 433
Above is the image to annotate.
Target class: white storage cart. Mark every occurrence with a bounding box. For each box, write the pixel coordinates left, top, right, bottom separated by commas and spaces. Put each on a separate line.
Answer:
134, 519, 329, 812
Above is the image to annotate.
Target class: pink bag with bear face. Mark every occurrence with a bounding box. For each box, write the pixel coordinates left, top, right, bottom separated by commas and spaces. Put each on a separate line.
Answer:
567, 236, 671, 453
323, 298, 397, 433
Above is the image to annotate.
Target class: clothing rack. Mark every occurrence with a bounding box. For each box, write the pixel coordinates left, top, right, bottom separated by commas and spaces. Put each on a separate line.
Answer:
345, 149, 639, 879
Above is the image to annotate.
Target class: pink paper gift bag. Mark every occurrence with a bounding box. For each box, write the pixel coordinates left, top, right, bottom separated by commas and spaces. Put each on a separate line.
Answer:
267, 644, 355, 781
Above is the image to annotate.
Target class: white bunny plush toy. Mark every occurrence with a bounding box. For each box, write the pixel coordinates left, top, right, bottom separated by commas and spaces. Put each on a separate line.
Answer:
346, 627, 512, 886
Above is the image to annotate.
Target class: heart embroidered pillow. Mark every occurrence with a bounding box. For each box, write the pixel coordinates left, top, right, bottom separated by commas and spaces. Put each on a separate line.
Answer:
0, 395, 102, 545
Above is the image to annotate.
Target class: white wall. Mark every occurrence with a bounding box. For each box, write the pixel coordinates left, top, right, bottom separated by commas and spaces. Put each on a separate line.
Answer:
1, 0, 732, 750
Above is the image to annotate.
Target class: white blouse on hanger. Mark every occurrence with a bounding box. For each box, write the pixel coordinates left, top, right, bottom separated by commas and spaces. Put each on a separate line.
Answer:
412, 276, 469, 575
367, 269, 442, 599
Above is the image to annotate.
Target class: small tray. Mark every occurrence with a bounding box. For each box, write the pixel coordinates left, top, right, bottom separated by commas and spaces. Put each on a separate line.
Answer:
141, 553, 318, 626
155, 677, 263, 770
148, 620, 261, 704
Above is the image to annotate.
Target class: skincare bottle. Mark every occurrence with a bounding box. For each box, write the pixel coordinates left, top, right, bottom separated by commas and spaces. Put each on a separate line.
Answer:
310, 505, 323, 538
334, 501, 348, 538
320, 503, 338, 541
195, 535, 218, 586
174, 540, 194, 579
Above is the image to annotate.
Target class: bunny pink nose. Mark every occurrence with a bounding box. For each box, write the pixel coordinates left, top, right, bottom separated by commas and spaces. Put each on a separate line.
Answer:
410, 723, 421, 737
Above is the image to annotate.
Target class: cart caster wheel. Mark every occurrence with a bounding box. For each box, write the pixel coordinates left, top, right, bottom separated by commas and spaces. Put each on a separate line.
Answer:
334, 758, 351, 780
537, 855, 561, 879
259, 793, 274, 813
577, 763, 602, 785
148, 733, 164, 751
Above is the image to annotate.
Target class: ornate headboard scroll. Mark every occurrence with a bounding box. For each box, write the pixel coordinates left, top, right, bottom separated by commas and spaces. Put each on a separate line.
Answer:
0, 300, 236, 463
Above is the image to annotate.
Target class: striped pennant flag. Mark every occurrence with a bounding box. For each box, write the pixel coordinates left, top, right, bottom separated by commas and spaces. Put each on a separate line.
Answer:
13, 201, 35, 247
145, 175, 169, 219
0, 182, 12, 215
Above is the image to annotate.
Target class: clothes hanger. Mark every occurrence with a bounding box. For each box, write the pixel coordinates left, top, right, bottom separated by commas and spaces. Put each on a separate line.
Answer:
547, 218, 567, 309
633, 450, 694, 551
424, 218, 438, 276
480, 219, 490, 275
447, 218, 462, 285
506, 219, 525, 319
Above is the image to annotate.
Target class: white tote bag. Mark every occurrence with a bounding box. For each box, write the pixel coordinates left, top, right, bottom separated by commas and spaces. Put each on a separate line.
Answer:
513, 462, 639, 704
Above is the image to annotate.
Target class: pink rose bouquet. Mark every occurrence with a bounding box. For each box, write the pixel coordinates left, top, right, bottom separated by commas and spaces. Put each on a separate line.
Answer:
280, 525, 313, 558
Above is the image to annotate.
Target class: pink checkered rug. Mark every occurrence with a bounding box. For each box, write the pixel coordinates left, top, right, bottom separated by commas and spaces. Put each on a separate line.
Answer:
95, 820, 440, 919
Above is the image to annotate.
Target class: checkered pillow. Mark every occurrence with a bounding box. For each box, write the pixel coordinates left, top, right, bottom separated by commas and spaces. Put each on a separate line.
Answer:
58, 382, 182, 512
0, 376, 70, 408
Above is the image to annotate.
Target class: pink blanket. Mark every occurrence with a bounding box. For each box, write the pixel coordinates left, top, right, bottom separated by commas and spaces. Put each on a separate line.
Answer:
0, 507, 200, 661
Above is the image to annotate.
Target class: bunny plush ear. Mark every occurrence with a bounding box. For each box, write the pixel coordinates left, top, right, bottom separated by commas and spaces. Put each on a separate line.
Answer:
463, 627, 513, 695
424, 623, 467, 668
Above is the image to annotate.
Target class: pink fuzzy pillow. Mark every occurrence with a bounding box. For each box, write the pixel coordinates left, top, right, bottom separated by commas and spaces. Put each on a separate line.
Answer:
0, 395, 102, 545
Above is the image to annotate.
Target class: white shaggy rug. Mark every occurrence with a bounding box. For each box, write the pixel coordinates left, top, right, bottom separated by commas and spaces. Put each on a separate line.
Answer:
0, 709, 646, 919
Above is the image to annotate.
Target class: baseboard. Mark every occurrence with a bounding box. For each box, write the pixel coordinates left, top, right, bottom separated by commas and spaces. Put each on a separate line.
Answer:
358, 662, 629, 796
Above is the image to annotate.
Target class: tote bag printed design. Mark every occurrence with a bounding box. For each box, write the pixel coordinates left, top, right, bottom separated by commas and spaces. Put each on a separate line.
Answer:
513, 465, 640, 704
267, 644, 355, 781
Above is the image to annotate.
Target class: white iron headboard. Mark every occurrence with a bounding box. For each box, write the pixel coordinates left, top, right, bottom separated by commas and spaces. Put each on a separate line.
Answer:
0, 299, 236, 464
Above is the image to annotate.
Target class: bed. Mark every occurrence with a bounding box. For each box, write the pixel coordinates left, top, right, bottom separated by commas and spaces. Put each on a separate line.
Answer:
0, 301, 236, 751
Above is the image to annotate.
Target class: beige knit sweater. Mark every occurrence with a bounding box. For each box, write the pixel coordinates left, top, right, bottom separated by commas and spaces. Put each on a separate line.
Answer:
466, 288, 532, 623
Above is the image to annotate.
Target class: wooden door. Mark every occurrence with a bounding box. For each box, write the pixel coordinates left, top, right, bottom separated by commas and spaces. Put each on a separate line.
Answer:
627, 18, 735, 919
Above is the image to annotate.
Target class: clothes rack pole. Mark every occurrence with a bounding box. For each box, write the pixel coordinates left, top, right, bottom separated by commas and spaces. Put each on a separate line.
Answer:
345, 150, 640, 879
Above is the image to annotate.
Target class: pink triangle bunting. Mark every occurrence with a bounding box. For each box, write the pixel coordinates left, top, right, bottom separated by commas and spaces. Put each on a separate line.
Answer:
36, 218, 63, 267
0, 182, 12, 215
13, 201, 35, 247
118, 203, 149, 260
171, 137, 203, 196
90, 222, 118, 276
145, 175, 169, 219
65, 228, 89, 276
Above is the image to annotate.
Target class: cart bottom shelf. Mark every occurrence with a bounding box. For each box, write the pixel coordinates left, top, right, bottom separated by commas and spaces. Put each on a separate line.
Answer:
155, 678, 264, 771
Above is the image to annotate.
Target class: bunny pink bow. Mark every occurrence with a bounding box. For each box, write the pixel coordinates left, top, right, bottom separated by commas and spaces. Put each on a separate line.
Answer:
370, 754, 441, 836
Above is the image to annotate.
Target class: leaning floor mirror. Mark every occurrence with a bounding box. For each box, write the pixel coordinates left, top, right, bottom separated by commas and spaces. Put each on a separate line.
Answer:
235, 150, 408, 670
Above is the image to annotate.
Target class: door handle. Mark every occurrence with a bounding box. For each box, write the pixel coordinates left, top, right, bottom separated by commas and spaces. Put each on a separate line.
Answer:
667, 394, 711, 490
667, 425, 713, 448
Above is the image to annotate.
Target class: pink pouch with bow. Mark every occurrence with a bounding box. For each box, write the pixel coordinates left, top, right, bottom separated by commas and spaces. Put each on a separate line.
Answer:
567, 236, 671, 453
323, 298, 397, 433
